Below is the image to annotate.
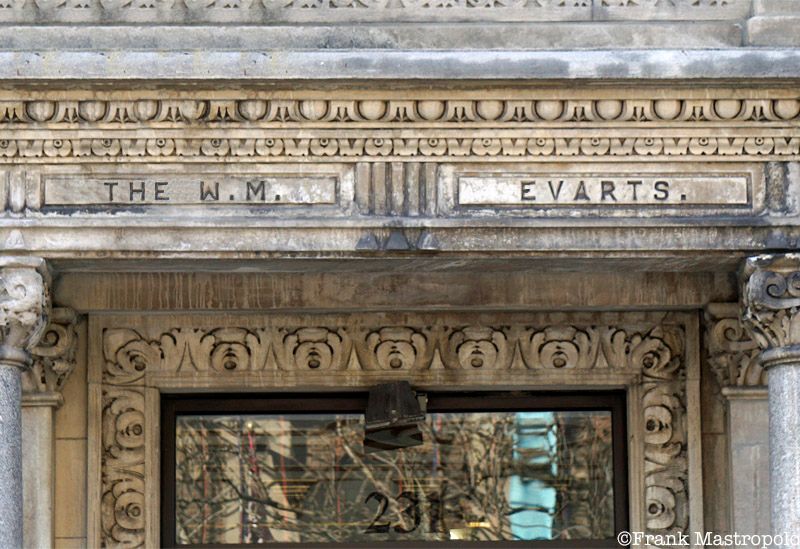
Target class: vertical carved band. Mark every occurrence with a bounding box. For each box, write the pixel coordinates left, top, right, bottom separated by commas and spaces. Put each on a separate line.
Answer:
0, 256, 50, 368
741, 253, 800, 367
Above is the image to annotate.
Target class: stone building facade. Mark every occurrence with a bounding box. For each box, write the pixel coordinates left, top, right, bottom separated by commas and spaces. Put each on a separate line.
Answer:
1, 0, 800, 547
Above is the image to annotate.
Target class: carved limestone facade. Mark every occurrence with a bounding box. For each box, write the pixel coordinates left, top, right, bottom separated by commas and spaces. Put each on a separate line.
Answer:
90, 312, 700, 547
1, 94, 799, 167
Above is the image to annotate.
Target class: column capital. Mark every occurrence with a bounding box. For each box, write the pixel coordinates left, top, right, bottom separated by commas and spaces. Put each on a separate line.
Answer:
0, 257, 50, 369
741, 253, 800, 369
21, 308, 78, 407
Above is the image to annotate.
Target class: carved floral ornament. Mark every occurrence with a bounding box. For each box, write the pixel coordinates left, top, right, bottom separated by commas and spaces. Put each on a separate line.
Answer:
23, 307, 79, 396
0, 96, 798, 162
704, 305, 764, 388
98, 320, 690, 547
741, 254, 800, 367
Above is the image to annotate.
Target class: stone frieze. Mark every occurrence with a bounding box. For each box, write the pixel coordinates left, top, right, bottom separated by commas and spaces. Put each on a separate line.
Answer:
0, 95, 798, 163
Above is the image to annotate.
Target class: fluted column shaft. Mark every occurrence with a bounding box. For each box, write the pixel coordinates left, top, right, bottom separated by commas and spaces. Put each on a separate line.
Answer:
742, 254, 800, 546
0, 258, 49, 549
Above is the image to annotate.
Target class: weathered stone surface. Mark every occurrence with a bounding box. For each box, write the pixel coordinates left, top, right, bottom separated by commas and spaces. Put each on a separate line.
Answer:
0, 257, 50, 549
90, 311, 700, 547
0, 0, 753, 27
748, 17, 800, 47
2, 49, 800, 82
21, 404, 54, 549
0, 23, 746, 50
753, 0, 800, 14
458, 174, 749, 207
741, 254, 800, 544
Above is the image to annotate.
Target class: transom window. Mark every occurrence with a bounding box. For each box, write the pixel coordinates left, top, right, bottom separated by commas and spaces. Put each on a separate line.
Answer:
161, 392, 627, 547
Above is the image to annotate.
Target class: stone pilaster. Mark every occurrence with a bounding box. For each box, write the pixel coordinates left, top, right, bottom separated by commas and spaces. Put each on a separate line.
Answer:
705, 303, 769, 538
741, 253, 800, 545
21, 307, 77, 549
0, 257, 50, 549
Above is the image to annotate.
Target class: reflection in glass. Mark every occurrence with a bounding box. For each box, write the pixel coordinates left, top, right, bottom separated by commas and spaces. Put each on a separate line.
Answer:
174, 410, 614, 544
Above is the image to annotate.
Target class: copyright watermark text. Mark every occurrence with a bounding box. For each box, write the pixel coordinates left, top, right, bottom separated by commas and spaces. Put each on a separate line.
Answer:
616, 531, 800, 548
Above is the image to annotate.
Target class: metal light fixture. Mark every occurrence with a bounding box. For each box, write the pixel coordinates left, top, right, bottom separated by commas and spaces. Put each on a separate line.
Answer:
363, 381, 426, 453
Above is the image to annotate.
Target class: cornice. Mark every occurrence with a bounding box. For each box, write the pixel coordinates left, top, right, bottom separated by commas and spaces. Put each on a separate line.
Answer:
0, 91, 799, 162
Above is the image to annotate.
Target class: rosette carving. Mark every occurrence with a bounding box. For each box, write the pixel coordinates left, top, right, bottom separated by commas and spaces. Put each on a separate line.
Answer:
443, 326, 509, 370
103, 329, 160, 384
602, 327, 681, 377
519, 326, 599, 369
741, 254, 800, 357
202, 328, 269, 372
357, 326, 433, 371
277, 327, 350, 371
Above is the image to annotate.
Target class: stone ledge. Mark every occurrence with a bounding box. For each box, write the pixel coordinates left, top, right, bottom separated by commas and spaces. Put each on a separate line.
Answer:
0, 23, 744, 51
2, 49, 800, 83
2, 224, 798, 257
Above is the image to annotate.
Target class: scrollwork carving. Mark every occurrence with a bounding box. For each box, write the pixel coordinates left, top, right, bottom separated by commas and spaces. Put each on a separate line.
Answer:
103, 328, 160, 384
705, 305, 763, 387
277, 327, 350, 371
357, 326, 433, 371
519, 325, 599, 369
443, 326, 509, 370
98, 319, 689, 546
0, 257, 50, 366
602, 326, 680, 376
741, 254, 800, 355
639, 327, 688, 535
23, 307, 79, 394
101, 386, 146, 548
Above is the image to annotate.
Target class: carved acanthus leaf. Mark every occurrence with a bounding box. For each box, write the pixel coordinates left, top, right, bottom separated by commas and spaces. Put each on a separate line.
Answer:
0, 257, 50, 365
704, 304, 763, 387
23, 307, 79, 394
741, 253, 800, 352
